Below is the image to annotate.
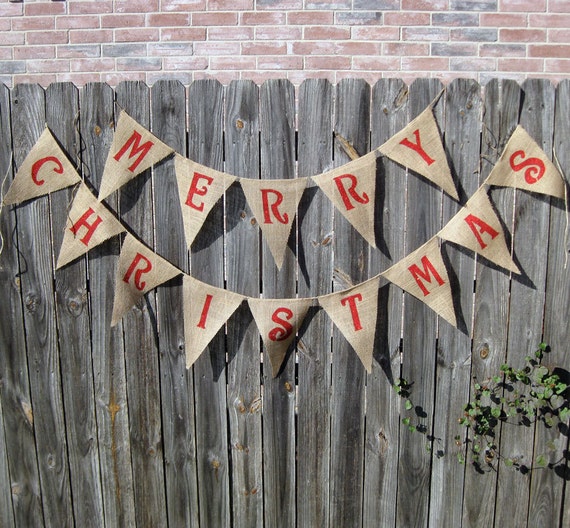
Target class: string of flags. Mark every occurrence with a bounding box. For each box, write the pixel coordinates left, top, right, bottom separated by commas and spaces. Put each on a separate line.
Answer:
2, 97, 566, 377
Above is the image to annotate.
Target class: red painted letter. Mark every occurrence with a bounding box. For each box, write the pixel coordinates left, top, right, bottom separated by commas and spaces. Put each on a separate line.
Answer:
123, 252, 153, 291
333, 174, 369, 211
197, 294, 213, 329
399, 129, 435, 166
113, 130, 154, 172
31, 156, 64, 186
261, 189, 289, 224
509, 150, 545, 185
408, 256, 445, 296
340, 293, 363, 331
70, 207, 103, 246
268, 307, 294, 341
185, 172, 214, 212
464, 213, 499, 250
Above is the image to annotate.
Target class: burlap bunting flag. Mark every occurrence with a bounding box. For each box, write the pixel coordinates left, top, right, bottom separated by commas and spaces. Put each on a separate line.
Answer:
111, 234, 182, 326
485, 125, 565, 199
240, 177, 307, 269
98, 111, 174, 201
3, 127, 81, 205
56, 183, 126, 269
312, 151, 378, 248
438, 187, 519, 274
378, 106, 459, 201
248, 296, 312, 377
381, 238, 457, 327
183, 275, 244, 369
319, 275, 381, 372
175, 154, 237, 249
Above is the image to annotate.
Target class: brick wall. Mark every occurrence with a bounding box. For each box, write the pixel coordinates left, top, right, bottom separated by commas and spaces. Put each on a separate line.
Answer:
1, 0, 569, 87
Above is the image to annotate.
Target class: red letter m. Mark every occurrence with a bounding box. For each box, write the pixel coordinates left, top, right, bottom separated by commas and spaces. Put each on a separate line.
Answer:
408, 256, 445, 296
113, 131, 154, 173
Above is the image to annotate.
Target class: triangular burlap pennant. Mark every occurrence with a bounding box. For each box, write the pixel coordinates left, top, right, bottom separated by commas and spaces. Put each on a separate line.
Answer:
312, 151, 378, 247
248, 297, 312, 377
3, 127, 81, 205
378, 106, 459, 201
111, 234, 182, 326
240, 177, 307, 269
98, 111, 174, 200
438, 187, 519, 274
319, 275, 380, 373
381, 237, 457, 327
485, 125, 565, 199
183, 275, 244, 369
175, 154, 236, 249
56, 183, 126, 269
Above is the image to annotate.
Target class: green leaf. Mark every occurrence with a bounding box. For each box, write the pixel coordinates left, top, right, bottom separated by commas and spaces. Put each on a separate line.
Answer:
536, 454, 548, 468
402, 417, 410, 426
505, 458, 514, 467
405, 399, 413, 411
491, 407, 501, 418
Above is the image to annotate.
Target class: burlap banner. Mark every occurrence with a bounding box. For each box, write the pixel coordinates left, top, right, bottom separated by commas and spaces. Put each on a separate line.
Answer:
438, 186, 519, 274
240, 177, 308, 268
485, 125, 565, 199
312, 151, 378, 248
183, 275, 244, 369
248, 296, 312, 377
175, 154, 237, 249
319, 275, 381, 372
381, 237, 456, 327
99, 111, 174, 201
3, 127, 81, 205
379, 106, 459, 201
56, 183, 126, 269
111, 234, 182, 326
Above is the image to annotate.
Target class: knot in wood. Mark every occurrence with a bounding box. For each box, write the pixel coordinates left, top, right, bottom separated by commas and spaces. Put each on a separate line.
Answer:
25, 293, 39, 314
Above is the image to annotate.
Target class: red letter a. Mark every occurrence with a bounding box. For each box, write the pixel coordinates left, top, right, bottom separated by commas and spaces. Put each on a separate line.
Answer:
464, 214, 499, 250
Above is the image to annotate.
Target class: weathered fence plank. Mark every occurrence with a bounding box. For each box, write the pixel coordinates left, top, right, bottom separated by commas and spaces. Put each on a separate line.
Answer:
429, 78, 481, 527
259, 78, 297, 528
296, 78, 334, 528
188, 78, 229, 528
329, 78, 370, 528
225, 80, 264, 528
11, 83, 74, 527
80, 82, 136, 528
115, 81, 167, 527
0, 83, 44, 527
0, 395, 15, 528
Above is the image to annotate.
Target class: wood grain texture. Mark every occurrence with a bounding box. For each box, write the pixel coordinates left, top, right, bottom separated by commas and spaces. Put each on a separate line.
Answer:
80, 82, 136, 528
296, 78, 334, 528
0, 84, 44, 527
115, 81, 167, 527
224, 80, 264, 528
0, 396, 15, 527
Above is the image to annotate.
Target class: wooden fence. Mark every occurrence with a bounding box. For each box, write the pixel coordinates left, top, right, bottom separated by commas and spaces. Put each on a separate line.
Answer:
0, 78, 569, 528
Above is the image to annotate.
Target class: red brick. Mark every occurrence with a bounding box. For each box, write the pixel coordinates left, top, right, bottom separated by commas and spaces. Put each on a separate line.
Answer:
550, 0, 570, 12
160, 28, 206, 41
401, 57, 449, 70
149, 42, 194, 55
0, 19, 10, 32
529, 14, 570, 28
257, 56, 304, 69
545, 59, 570, 73
147, 13, 191, 26
70, 29, 114, 44
292, 41, 339, 55
384, 12, 431, 26
115, 0, 160, 13
161, 0, 206, 10
14, 73, 57, 85
383, 42, 429, 56
208, 27, 255, 40
0, 32, 26, 46
101, 14, 146, 28
69, 1, 114, 15
12, 16, 56, 31
28, 59, 70, 73
57, 45, 101, 59
497, 58, 544, 72
529, 44, 570, 58
71, 58, 116, 72
304, 26, 351, 40
335, 41, 382, 55
24, 2, 66, 16
480, 13, 527, 27
0, 49, 12, 60
548, 30, 570, 44
479, 43, 525, 57
499, 29, 546, 43
0, 3, 23, 17
115, 28, 160, 42
352, 56, 400, 70
210, 56, 257, 70
242, 41, 287, 55
402, 0, 448, 10
287, 11, 333, 25
209, 0, 254, 9
193, 42, 241, 55
499, 0, 546, 12
241, 12, 287, 25
352, 26, 400, 40
14, 46, 55, 60
163, 56, 209, 70
450, 57, 495, 71
192, 12, 238, 26
305, 56, 351, 70
256, 26, 303, 40
56, 16, 100, 30
402, 27, 449, 41
27, 31, 69, 45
